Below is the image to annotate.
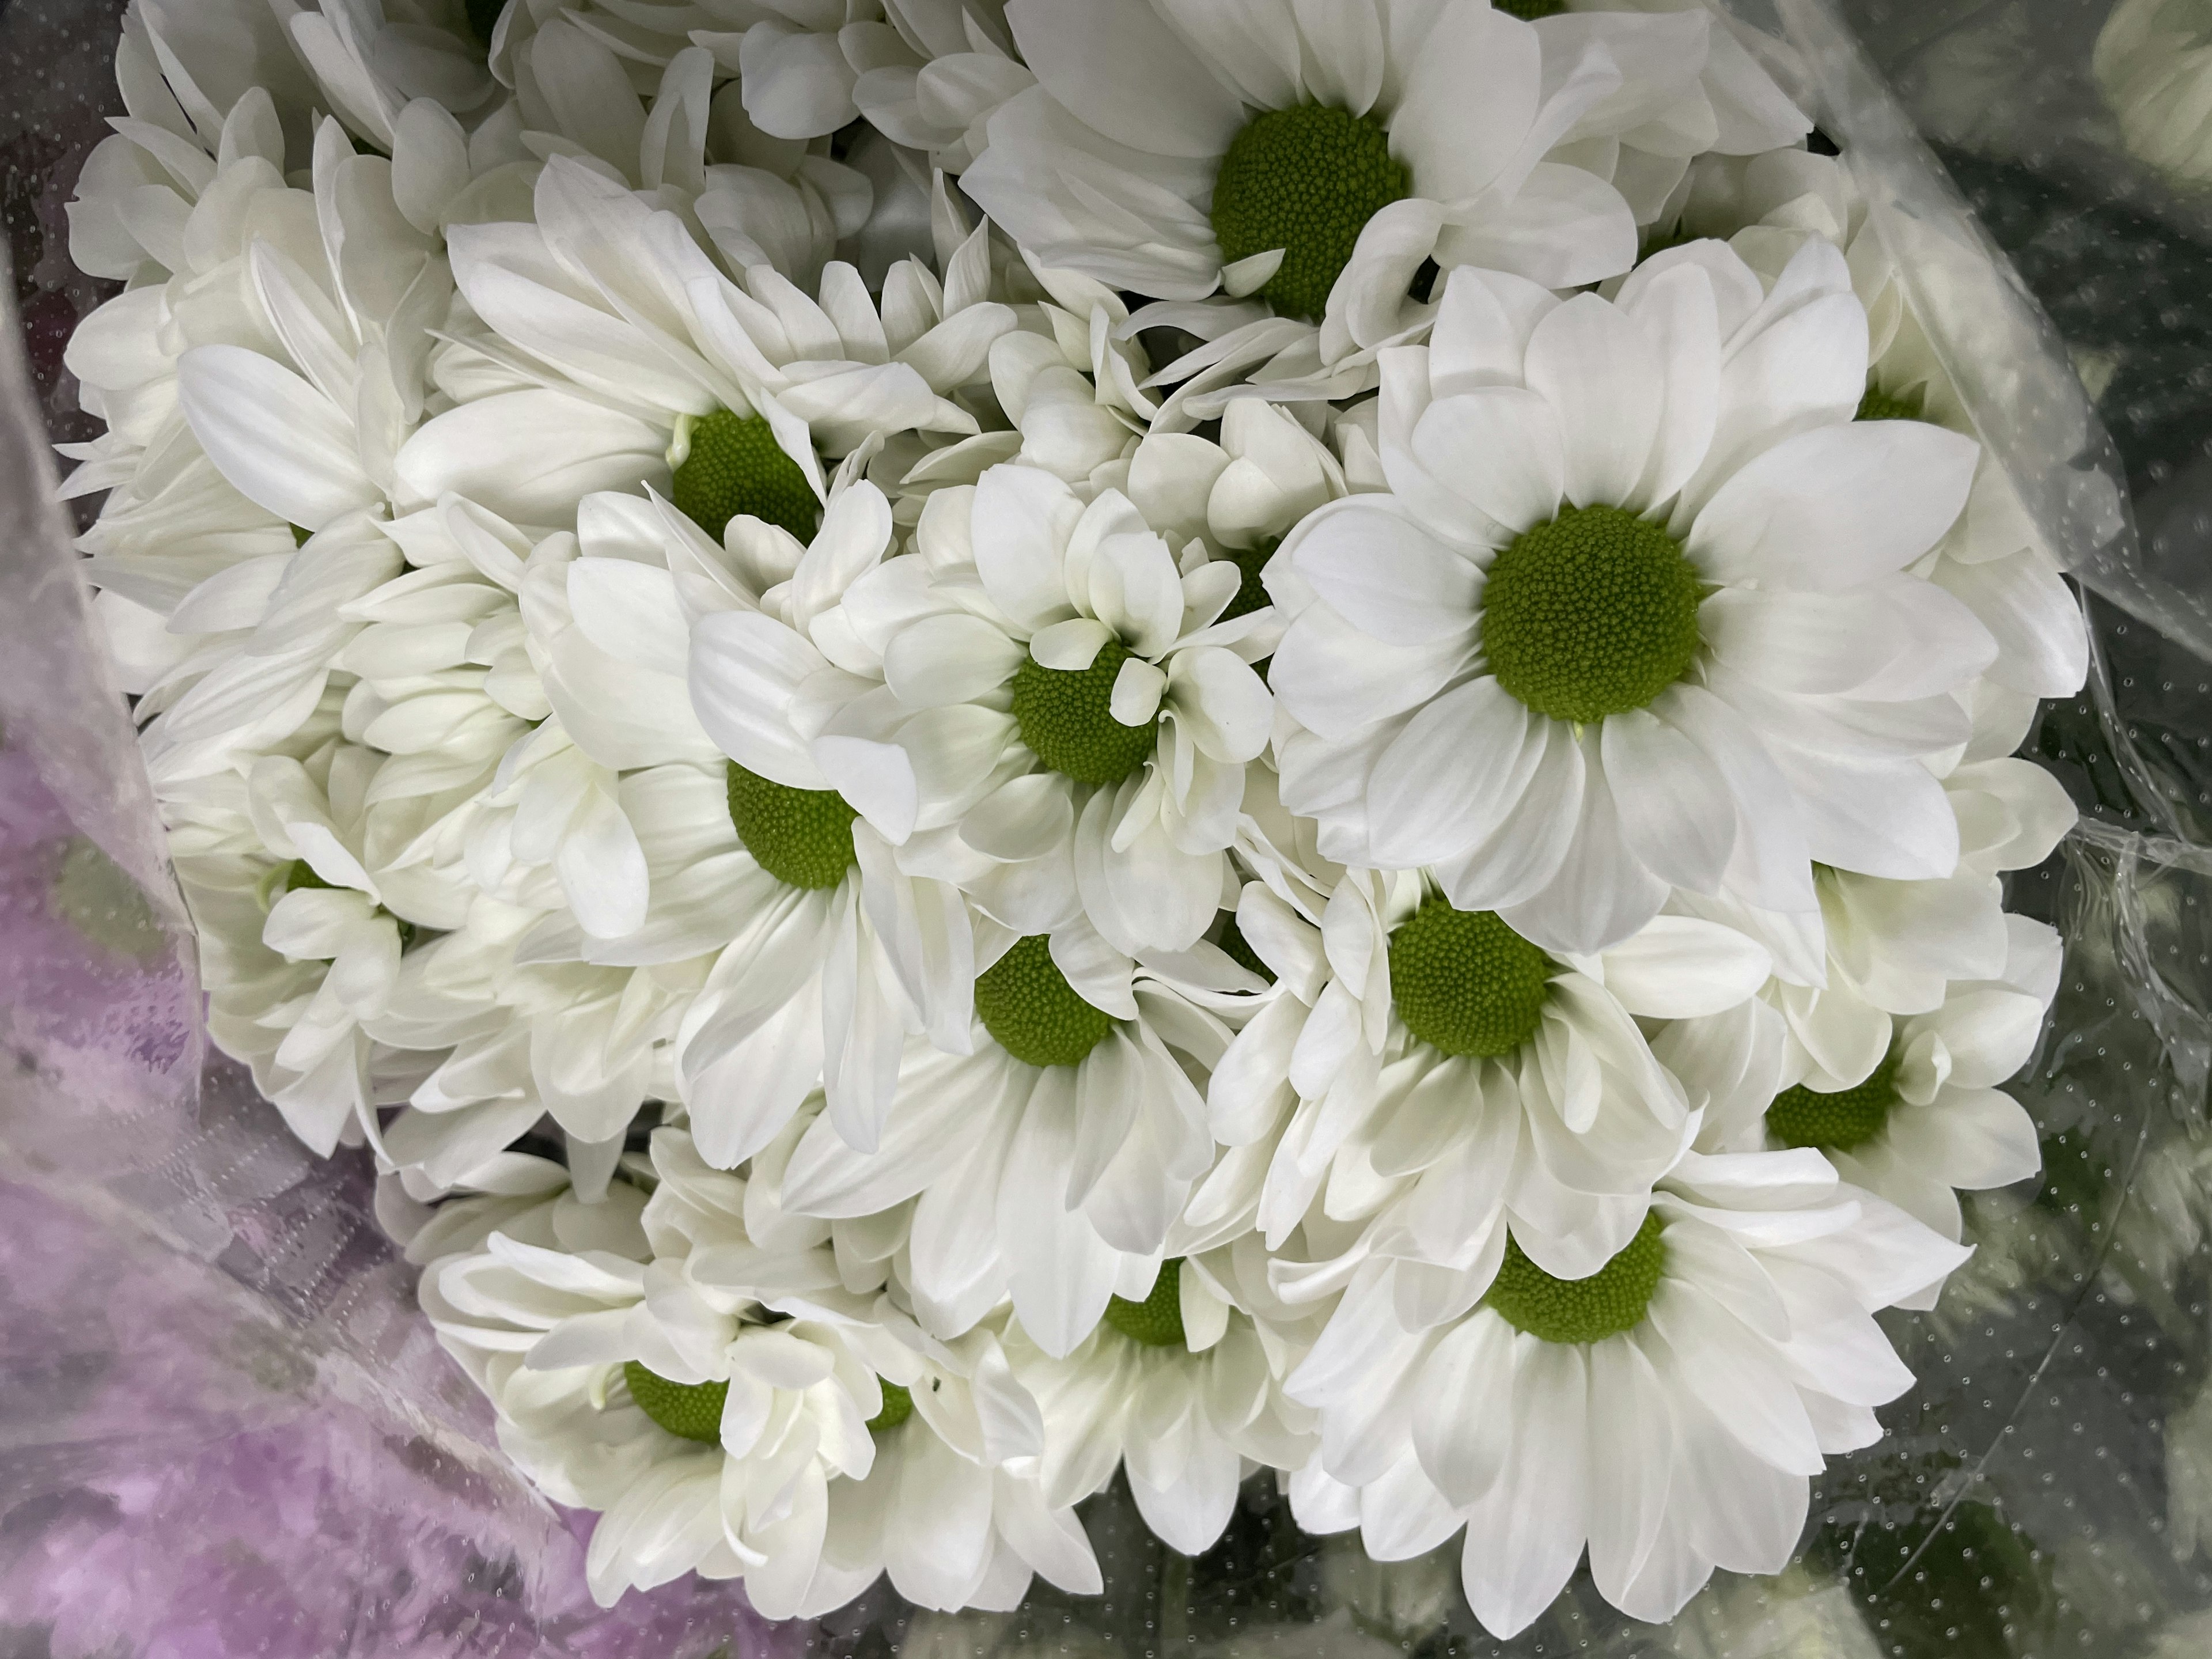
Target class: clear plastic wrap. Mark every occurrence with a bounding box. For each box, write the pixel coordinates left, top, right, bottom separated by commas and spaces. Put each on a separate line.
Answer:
9, 0, 2212, 1652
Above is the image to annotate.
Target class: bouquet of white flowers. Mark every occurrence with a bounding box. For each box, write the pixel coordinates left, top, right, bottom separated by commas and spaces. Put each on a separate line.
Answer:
33, 0, 2171, 1643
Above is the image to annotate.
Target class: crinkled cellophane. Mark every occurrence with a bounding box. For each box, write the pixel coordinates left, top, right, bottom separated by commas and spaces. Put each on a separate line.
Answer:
9, 0, 2212, 1652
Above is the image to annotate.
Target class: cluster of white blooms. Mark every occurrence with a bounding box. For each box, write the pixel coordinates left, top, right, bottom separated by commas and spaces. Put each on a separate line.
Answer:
68, 0, 2086, 1635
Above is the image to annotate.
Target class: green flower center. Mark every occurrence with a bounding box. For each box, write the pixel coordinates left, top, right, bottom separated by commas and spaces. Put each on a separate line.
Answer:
1214, 911, 1276, 984
465, 0, 506, 47
1855, 384, 1927, 423
1766, 1051, 1902, 1152
1389, 897, 1553, 1059
671, 410, 821, 547
1211, 105, 1410, 323
1481, 505, 1704, 725
869, 1380, 914, 1432
623, 1361, 726, 1444
1494, 0, 1566, 17
725, 762, 859, 891
1104, 1257, 1187, 1348
1010, 638, 1158, 787
1487, 1211, 1667, 1344
1218, 539, 1278, 623
974, 933, 1115, 1067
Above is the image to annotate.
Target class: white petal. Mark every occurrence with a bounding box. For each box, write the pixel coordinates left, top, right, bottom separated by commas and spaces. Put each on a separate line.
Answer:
1690, 422, 1979, 593
1524, 293, 1664, 511
177, 345, 377, 530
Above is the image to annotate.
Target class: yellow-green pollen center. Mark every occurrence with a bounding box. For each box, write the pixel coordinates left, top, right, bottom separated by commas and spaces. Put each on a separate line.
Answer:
1766, 1051, 1902, 1152
671, 410, 821, 546
1104, 1257, 1186, 1348
1011, 638, 1158, 786
1389, 897, 1553, 1059
624, 1361, 914, 1442
974, 933, 1115, 1067
725, 762, 858, 891
623, 1362, 726, 1444
1481, 504, 1703, 725
1855, 384, 1927, 423
1487, 1212, 1668, 1344
869, 1380, 914, 1431
1218, 539, 1278, 623
1211, 106, 1410, 323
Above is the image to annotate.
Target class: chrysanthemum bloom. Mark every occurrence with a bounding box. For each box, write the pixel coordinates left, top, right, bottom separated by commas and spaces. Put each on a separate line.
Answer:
961, 0, 1806, 410
1669, 147, 2090, 704
1681, 691, 2077, 1093
780, 934, 1231, 1355
426, 1130, 1100, 1613
528, 472, 978, 1163
1755, 914, 2054, 1263
415, 153, 1009, 527
849, 464, 1274, 956
67, 103, 461, 778
2097, 0, 2212, 183
1206, 865, 1774, 1277
1007, 1249, 1317, 1555
1271, 238, 1992, 955
170, 742, 469, 1156
1286, 1149, 1971, 1636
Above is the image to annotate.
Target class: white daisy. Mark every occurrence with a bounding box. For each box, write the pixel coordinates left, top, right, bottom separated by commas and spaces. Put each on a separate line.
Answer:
961, 0, 1805, 415
1205, 863, 1776, 1278
846, 464, 1274, 956
66, 100, 465, 777
425, 1129, 1098, 1613
1270, 238, 1992, 955
1006, 1245, 1318, 1556
778, 933, 1231, 1355
173, 117, 449, 538
411, 151, 1007, 527
1672, 147, 2090, 701
1682, 694, 2079, 1084
1286, 1148, 1971, 1637
543, 472, 978, 1161
171, 739, 469, 1156
1755, 913, 2056, 1260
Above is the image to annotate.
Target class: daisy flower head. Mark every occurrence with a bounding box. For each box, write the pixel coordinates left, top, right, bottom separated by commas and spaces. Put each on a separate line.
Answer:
425, 1128, 1094, 1613
958, 0, 1808, 410
1671, 146, 2090, 703
1286, 1148, 1971, 1637
172, 740, 467, 1158
851, 463, 1275, 957
518, 467, 979, 1166
779, 932, 1233, 1357
414, 151, 1009, 528
1206, 861, 1775, 1279
1007, 1245, 1319, 1557
1756, 913, 2056, 1260
1271, 236, 1994, 957
1683, 694, 2078, 1092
